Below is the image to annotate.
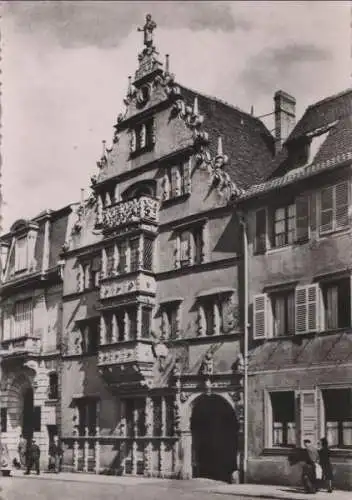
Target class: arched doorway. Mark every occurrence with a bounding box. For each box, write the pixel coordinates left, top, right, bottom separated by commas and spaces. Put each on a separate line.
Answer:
22, 387, 34, 440
191, 394, 238, 482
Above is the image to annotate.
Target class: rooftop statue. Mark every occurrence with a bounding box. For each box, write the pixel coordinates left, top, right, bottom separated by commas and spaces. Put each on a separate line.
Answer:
137, 14, 157, 48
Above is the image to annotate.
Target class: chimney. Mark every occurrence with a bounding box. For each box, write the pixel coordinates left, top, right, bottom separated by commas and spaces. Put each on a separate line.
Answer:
274, 90, 296, 154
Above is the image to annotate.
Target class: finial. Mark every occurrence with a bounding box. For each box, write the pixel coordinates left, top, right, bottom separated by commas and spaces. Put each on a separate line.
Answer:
165, 54, 170, 74
101, 140, 106, 157
127, 76, 132, 95
215, 136, 228, 168
80, 188, 85, 205
193, 96, 199, 116
250, 105, 254, 116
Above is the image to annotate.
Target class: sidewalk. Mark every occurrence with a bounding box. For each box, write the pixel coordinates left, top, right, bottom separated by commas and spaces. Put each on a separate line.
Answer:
7, 470, 352, 499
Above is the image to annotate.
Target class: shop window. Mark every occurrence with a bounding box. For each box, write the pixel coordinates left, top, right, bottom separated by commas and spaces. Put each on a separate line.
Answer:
269, 391, 296, 447
323, 389, 352, 447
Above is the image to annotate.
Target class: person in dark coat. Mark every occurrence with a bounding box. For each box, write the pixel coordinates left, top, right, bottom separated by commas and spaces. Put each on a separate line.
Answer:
302, 439, 319, 493
24, 439, 40, 475
319, 437, 333, 493
48, 436, 63, 473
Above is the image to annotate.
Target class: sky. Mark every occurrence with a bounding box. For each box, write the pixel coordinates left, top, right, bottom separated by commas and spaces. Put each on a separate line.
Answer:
1, 0, 351, 232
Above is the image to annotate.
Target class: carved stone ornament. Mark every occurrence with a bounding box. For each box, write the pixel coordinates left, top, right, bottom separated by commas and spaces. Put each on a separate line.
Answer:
201, 352, 214, 376
180, 391, 191, 403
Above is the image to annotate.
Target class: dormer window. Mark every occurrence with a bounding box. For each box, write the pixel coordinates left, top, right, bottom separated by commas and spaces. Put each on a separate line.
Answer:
15, 237, 28, 272
130, 118, 155, 155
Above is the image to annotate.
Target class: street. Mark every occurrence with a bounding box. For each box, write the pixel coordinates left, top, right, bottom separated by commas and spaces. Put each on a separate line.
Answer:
0, 475, 256, 500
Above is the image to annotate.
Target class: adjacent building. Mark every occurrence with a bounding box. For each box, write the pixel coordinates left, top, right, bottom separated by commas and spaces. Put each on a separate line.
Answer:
238, 88, 352, 489
58, 16, 274, 481
0, 206, 77, 469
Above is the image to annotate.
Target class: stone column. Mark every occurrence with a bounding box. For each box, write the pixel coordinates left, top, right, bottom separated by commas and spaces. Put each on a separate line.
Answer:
101, 248, 107, 278
83, 427, 89, 472
95, 426, 100, 474
213, 302, 221, 335
136, 304, 142, 340
124, 310, 130, 341
138, 234, 144, 270
159, 397, 167, 477
73, 440, 79, 472
144, 396, 153, 477
112, 314, 118, 343
132, 401, 138, 475
179, 430, 192, 479
100, 315, 106, 345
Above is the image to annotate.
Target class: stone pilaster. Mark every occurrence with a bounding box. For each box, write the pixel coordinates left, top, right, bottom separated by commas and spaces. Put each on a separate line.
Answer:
179, 430, 192, 479
132, 402, 138, 475
213, 302, 221, 335
83, 427, 89, 472
136, 304, 142, 340
112, 314, 118, 343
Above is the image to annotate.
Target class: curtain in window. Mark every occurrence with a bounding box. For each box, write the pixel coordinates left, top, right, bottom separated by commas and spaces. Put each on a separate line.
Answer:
273, 295, 285, 336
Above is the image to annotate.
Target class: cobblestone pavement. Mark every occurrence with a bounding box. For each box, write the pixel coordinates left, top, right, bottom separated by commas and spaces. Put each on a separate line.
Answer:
0, 474, 350, 500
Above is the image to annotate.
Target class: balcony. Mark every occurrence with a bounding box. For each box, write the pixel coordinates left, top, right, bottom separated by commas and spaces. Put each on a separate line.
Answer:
102, 196, 159, 232
0, 336, 41, 359
98, 341, 155, 387
100, 271, 156, 301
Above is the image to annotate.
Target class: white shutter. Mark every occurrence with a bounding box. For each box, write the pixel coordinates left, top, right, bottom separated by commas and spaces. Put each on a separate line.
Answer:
253, 293, 268, 339
295, 284, 319, 334
299, 390, 317, 446
335, 181, 349, 229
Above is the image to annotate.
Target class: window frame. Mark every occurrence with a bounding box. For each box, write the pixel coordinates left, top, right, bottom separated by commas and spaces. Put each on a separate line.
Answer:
319, 181, 350, 236
321, 387, 352, 449
271, 203, 296, 248
15, 236, 28, 273
265, 390, 296, 449
175, 223, 205, 269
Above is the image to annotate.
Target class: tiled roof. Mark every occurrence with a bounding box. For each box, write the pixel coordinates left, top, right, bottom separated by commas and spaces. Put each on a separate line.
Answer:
238, 89, 352, 201
240, 151, 352, 201
179, 85, 275, 189
288, 88, 352, 142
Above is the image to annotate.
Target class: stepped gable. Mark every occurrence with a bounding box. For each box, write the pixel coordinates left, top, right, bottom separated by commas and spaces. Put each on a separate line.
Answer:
239, 88, 352, 201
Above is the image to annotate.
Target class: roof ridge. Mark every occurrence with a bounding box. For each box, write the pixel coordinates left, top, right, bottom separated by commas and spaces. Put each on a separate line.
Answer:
306, 87, 352, 110
178, 83, 263, 124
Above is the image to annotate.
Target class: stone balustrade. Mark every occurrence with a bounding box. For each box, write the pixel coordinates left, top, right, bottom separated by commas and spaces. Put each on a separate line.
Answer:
100, 271, 156, 300
98, 341, 155, 367
102, 196, 159, 231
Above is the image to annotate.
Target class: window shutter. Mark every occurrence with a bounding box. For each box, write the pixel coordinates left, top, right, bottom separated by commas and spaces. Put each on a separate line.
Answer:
253, 293, 268, 339
295, 284, 319, 334
2, 305, 12, 341
335, 181, 349, 230
299, 390, 317, 446
309, 192, 317, 232
320, 185, 334, 234
255, 209, 267, 254
183, 158, 192, 194
295, 194, 309, 242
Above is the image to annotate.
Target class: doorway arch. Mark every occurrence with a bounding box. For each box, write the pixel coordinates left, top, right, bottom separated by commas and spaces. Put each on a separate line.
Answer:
190, 394, 238, 482
6, 373, 35, 440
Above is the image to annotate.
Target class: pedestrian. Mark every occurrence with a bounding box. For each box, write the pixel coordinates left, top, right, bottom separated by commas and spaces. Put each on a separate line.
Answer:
302, 439, 320, 493
24, 439, 40, 475
319, 437, 333, 493
17, 434, 27, 468
48, 435, 63, 473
